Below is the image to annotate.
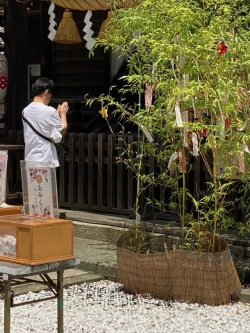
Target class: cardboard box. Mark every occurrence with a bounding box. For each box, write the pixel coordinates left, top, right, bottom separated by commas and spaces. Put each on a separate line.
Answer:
0, 214, 74, 265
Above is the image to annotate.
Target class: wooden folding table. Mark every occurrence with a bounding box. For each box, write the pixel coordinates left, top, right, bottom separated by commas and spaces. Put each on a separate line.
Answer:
0, 258, 79, 333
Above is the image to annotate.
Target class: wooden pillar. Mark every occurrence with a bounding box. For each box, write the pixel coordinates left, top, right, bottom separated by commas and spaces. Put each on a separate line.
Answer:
40, 1, 53, 77
4, 0, 28, 130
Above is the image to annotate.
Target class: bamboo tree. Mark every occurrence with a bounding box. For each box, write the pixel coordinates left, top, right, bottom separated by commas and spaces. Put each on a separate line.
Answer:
88, 0, 250, 252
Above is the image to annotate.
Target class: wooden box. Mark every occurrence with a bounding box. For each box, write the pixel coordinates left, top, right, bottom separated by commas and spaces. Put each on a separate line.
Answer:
0, 214, 74, 265
0, 206, 22, 216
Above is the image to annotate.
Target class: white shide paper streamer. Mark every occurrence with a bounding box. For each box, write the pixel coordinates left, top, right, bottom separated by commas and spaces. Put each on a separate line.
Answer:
48, 1, 57, 41
83, 10, 95, 51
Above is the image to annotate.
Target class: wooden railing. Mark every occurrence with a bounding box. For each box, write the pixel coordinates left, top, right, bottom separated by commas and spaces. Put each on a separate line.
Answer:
57, 132, 210, 218
58, 133, 138, 215
0, 130, 210, 218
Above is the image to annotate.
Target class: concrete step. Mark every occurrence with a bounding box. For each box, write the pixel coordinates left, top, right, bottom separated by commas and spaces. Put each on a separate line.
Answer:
74, 237, 117, 280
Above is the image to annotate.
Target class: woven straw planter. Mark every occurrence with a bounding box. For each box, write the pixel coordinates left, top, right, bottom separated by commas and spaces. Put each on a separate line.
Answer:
117, 234, 242, 306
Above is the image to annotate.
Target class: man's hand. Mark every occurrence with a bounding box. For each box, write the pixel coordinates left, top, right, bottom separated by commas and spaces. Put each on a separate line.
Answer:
58, 102, 69, 116
57, 102, 68, 134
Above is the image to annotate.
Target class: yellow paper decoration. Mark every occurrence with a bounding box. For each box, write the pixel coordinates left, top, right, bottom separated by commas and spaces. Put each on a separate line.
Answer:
99, 108, 108, 118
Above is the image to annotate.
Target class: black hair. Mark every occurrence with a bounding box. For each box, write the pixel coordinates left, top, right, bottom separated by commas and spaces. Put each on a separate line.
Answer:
31, 77, 55, 97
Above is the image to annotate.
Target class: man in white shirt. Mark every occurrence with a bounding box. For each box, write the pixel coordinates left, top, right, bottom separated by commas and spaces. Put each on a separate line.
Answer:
22, 77, 68, 167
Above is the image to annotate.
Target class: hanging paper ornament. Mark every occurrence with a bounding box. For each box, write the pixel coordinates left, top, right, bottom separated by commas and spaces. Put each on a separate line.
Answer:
192, 133, 199, 157
225, 113, 231, 129
243, 144, 250, 154
48, 1, 57, 41
175, 103, 183, 128
145, 83, 153, 108
168, 151, 178, 178
182, 110, 189, 148
140, 125, 153, 142
0, 53, 7, 102
238, 152, 245, 174
216, 39, 228, 55
99, 107, 108, 118
168, 151, 178, 170
83, 10, 95, 50
188, 107, 194, 122
99, 105, 114, 134
195, 109, 207, 138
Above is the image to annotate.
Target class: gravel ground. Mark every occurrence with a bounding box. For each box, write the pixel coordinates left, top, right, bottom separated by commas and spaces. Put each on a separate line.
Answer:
0, 280, 250, 333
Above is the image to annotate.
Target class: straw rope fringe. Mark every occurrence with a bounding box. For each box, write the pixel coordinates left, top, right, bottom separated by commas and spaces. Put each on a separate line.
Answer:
54, 9, 82, 44
117, 236, 242, 306
53, 0, 138, 11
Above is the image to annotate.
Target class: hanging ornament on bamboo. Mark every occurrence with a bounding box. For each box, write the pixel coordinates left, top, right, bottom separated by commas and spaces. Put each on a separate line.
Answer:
83, 10, 95, 50
243, 144, 250, 154
168, 151, 178, 178
48, 1, 57, 41
145, 83, 153, 108
140, 125, 153, 142
99, 102, 114, 134
182, 110, 189, 148
175, 102, 183, 128
168, 151, 178, 170
216, 39, 228, 55
238, 151, 245, 174
99, 106, 108, 118
192, 133, 199, 157
195, 109, 207, 138
0, 53, 7, 102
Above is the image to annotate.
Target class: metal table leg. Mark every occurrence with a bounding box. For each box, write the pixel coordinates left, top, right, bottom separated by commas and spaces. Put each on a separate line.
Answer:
57, 270, 64, 333
3, 274, 11, 333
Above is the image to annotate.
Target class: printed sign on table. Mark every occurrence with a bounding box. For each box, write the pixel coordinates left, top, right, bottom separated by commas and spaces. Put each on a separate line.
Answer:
0, 150, 8, 204
21, 161, 59, 218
